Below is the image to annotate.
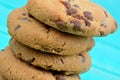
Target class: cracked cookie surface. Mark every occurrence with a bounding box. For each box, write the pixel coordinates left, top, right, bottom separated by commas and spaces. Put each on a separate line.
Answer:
27, 0, 117, 36
8, 7, 94, 55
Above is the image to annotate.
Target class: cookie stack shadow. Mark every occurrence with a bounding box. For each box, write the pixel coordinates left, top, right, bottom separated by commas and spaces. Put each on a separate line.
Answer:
0, 0, 117, 80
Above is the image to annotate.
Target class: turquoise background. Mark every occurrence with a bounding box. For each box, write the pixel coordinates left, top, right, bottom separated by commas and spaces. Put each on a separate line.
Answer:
0, 0, 120, 80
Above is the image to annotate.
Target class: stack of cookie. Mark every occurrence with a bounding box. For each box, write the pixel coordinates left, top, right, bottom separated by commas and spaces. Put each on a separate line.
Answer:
0, 0, 117, 80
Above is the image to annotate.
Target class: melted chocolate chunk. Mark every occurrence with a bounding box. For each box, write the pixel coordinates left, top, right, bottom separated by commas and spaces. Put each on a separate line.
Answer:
27, 57, 35, 64
60, 59, 64, 64
79, 54, 85, 63
72, 4, 80, 8
55, 75, 66, 80
61, 1, 71, 9
104, 11, 108, 17
72, 14, 81, 20
100, 24, 107, 28
83, 11, 93, 21
66, 8, 77, 15
99, 31, 104, 36
83, 18, 91, 26
70, 20, 82, 31
14, 25, 21, 32
56, 19, 67, 30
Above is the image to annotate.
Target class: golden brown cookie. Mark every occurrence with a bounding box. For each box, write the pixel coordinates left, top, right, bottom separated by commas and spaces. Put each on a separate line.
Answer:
10, 38, 91, 75
27, 0, 117, 36
7, 7, 94, 55
0, 47, 81, 80
0, 74, 5, 80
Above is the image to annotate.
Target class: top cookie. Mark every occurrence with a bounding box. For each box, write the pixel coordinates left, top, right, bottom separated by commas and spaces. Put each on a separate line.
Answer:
27, 0, 117, 36
7, 7, 94, 55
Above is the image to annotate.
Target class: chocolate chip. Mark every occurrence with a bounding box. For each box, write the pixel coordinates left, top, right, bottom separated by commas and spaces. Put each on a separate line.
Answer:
70, 20, 82, 31
56, 19, 67, 31
114, 21, 118, 28
54, 48, 64, 53
104, 11, 108, 17
27, 58, 35, 64
83, 11, 93, 21
72, 4, 80, 8
60, 59, 64, 64
66, 8, 77, 15
99, 31, 104, 36
14, 25, 21, 32
61, 1, 71, 9
72, 14, 81, 20
83, 18, 91, 26
79, 54, 85, 63
55, 75, 66, 80
100, 24, 107, 28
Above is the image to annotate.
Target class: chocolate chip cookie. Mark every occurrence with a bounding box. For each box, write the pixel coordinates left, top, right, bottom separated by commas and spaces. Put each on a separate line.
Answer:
0, 47, 81, 80
10, 38, 91, 75
8, 7, 94, 55
27, 0, 117, 36
0, 74, 5, 80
